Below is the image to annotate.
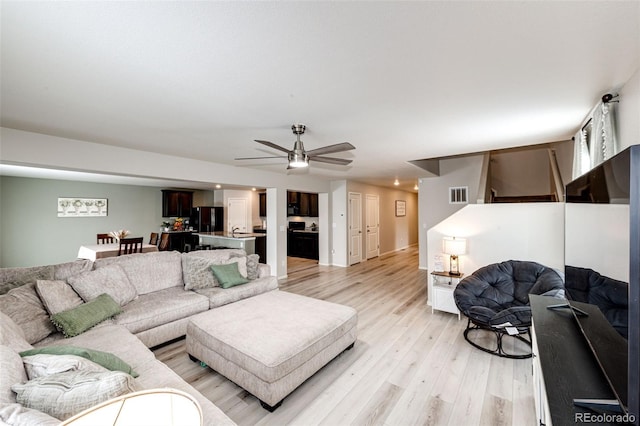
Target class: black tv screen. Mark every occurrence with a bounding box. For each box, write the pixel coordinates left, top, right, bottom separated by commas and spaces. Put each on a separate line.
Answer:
565, 145, 639, 424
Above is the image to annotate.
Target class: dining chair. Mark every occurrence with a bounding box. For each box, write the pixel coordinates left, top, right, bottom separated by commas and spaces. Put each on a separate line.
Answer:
118, 237, 144, 256
158, 233, 170, 251
97, 233, 115, 244
149, 232, 159, 246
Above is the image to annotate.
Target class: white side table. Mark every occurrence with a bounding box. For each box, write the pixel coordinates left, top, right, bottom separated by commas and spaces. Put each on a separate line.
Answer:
430, 271, 464, 319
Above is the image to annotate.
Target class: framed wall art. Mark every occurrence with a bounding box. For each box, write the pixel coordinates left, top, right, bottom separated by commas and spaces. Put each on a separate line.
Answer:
58, 198, 107, 217
395, 200, 406, 217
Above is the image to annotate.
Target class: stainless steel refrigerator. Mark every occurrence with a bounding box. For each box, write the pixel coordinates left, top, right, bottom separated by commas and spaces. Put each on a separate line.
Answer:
190, 207, 224, 232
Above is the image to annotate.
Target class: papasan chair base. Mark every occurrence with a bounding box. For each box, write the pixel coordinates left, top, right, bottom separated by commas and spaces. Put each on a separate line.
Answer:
453, 260, 565, 360
462, 318, 532, 359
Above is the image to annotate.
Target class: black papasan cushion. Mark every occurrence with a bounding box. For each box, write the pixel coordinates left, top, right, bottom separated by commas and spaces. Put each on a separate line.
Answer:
454, 260, 565, 327
565, 265, 628, 339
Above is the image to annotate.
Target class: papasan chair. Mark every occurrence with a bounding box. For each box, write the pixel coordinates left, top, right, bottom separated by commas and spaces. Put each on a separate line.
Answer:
453, 260, 565, 359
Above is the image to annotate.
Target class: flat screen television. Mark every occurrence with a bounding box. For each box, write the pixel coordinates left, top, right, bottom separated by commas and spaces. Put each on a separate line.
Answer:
564, 145, 639, 424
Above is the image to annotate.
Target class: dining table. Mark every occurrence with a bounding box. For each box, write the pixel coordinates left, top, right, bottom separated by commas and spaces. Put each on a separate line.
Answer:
77, 243, 159, 261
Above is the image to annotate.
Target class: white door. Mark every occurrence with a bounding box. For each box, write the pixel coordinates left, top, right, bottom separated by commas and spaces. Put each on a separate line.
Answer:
227, 198, 248, 233
366, 194, 379, 259
348, 192, 362, 265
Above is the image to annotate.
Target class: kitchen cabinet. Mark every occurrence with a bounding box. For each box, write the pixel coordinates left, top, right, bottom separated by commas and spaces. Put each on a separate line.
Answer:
254, 234, 267, 263
259, 193, 267, 217
287, 191, 318, 217
287, 231, 319, 260
160, 231, 193, 252
162, 190, 193, 217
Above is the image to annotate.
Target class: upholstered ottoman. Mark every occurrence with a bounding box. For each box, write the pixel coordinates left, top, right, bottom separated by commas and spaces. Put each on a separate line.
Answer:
186, 290, 357, 411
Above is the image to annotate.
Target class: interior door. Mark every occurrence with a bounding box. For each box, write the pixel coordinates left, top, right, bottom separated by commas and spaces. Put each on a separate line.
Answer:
227, 198, 248, 233
348, 192, 362, 265
366, 194, 379, 259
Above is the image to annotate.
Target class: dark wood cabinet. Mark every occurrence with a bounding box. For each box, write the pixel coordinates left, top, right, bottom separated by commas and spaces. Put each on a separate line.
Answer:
287, 231, 318, 260
287, 191, 299, 204
287, 191, 318, 217
254, 234, 267, 263
259, 193, 267, 217
309, 193, 318, 217
299, 192, 310, 216
162, 190, 193, 217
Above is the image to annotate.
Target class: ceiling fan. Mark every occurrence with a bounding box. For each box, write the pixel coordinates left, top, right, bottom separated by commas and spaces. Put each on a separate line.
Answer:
235, 124, 355, 169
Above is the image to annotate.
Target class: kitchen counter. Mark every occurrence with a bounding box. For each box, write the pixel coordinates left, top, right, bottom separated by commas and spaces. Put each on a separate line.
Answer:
195, 232, 265, 240
194, 232, 265, 254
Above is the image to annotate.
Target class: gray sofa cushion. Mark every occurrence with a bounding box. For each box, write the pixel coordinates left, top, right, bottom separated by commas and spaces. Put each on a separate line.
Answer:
1, 345, 27, 404
115, 287, 209, 334
0, 311, 32, 353
39, 324, 235, 425
0, 265, 54, 295
95, 251, 183, 295
195, 276, 279, 309
0, 283, 56, 344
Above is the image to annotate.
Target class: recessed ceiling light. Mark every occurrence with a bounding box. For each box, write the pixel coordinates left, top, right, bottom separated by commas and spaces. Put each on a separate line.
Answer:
414, 184, 419, 191
394, 179, 399, 186
215, 184, 221, 189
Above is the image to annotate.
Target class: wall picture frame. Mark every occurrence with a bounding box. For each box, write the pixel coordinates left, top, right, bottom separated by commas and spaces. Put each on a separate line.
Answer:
58, 198, 108, 217
395, 200, 406, 217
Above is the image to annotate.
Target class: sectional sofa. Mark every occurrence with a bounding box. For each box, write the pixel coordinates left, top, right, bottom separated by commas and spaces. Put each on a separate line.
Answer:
0, 249, 278, 424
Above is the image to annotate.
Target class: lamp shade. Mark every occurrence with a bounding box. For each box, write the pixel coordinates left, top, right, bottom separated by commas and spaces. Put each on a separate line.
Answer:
443, 237, 466, 256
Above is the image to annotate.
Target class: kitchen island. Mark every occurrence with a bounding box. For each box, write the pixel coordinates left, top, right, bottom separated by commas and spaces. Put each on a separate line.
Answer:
195, 232, 265, 256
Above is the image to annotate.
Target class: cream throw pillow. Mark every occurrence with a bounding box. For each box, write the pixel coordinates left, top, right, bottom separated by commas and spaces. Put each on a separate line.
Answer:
12, 370, 137, 420
22, 354, 108, 380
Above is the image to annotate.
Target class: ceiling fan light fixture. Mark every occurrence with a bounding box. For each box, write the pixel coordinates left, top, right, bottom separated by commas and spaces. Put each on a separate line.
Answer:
288, 152, 309, 168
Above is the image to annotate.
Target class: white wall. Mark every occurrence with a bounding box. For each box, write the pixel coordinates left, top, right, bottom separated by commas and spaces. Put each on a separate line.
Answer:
331, 180, 348, 267
418, 154, 484, 269
427, 203, 565, 276
490, 148, 551, 197
618, 68, 640, 150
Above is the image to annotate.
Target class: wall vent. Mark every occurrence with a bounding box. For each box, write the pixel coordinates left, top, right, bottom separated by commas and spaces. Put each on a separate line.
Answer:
449, 186, 468, 204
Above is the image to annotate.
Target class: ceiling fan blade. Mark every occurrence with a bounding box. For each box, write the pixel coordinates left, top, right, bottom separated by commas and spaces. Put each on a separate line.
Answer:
309, 155, 352, 165
305, 142, 355, 156
234, 156, 286, 160
254, 140, 291, 154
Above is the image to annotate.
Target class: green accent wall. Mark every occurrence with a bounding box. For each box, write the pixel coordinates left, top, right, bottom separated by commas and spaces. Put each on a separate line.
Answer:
0, 176, 165, 267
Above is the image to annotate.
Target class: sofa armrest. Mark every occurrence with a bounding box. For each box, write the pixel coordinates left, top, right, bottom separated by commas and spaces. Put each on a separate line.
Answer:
257, 263, 271, 278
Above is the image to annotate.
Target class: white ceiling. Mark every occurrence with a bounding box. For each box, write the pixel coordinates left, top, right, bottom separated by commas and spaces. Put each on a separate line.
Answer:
1, 1, 638, 192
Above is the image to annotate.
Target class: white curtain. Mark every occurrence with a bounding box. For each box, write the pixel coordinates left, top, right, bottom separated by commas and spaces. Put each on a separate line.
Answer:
572, 127, 590, 179
572, 99, 619, 180
589, 101, 618, 168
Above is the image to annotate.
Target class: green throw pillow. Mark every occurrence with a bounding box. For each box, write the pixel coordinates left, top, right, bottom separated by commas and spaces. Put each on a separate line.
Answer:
50, 293, 121, 337
210, 263, 249, 289
19, 346, 138, 378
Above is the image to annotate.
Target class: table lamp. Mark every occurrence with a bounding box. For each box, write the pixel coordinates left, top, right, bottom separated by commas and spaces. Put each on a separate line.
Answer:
443, 237, 466, 276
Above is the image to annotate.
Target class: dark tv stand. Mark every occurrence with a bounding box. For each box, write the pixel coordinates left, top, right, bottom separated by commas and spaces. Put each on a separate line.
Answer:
531, 295, 628, 425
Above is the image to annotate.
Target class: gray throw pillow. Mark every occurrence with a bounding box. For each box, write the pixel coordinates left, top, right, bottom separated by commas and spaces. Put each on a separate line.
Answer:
35, 280, 84, 315
67, 264, 137, 306
246, 254, 260, 280
182, 256, 219, 290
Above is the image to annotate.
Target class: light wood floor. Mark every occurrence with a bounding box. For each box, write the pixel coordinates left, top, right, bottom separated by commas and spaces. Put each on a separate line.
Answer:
154, 246, 536, 425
